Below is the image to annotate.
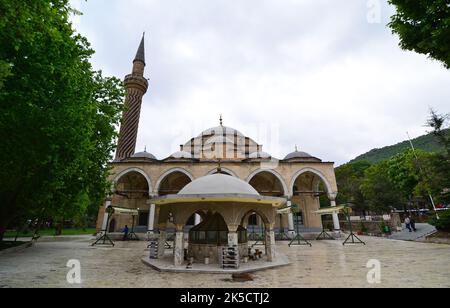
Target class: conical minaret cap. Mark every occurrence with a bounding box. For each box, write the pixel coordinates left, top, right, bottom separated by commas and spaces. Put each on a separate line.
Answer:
134, 33, 145, 65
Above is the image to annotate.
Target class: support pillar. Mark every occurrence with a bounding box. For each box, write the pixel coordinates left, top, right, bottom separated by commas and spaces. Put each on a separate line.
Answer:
265, 224, 276, 262
158, 225, 166, 259
173, 225, 184, 266
287, 200, 295, 238
228, 232, 238, 247
330, 199, 341, 232
227, 224, 239, 247
147, 204, 155, 233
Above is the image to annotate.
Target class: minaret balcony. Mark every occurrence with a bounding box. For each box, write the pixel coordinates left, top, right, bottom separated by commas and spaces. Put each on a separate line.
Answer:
124, 74, 149, 92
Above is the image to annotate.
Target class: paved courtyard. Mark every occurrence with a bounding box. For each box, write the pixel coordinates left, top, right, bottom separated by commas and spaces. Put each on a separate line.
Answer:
0, 236, 449, 288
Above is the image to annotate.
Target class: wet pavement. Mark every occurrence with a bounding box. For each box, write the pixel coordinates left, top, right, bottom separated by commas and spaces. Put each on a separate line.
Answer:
0, 236, 449, 288
388, 223, 436, 241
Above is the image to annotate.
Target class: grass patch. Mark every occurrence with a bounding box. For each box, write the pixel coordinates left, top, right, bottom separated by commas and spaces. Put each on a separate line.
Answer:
3, 228, 97, 238
0, 241, 27, 251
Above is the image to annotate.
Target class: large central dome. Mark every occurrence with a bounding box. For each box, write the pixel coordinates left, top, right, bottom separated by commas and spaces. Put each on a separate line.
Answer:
198, 126, 244, 137
178, 174, 259, 195
180, 124, 265, 161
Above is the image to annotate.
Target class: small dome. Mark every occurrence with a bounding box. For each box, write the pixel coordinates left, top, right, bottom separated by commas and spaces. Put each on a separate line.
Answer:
199, 126, 244, 137
249, 151, 271, 159
170, 151, 193, 159
179, 174, 259, 195
284, 151, 313, 160
132, 151, 157, 160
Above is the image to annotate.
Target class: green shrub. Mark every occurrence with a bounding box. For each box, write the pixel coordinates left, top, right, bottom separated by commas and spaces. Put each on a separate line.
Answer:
429, 210, 450, 232
379, 221, 391, 234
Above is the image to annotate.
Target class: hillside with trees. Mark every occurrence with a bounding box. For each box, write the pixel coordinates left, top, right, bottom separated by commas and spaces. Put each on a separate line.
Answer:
336, 111, 450, 218
351, 129, 448, 164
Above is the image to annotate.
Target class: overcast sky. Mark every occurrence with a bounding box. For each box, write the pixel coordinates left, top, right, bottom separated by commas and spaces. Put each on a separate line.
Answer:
70, 0, 449, 165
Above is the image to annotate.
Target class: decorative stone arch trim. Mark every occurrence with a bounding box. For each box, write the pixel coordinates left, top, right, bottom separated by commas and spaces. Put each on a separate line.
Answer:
289, 167, 334, 197
155, 167, 195, 195
206, 167, 239, 178
239, 209, 271, 227
112, 167, 152, 195
184, 209, 208, 225
246, 169, 289, 196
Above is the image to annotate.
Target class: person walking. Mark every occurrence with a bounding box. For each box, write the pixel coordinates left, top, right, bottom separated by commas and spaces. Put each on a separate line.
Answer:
410, 217, 417, 232
123, 225, 129, 241
404, 216, 412, 232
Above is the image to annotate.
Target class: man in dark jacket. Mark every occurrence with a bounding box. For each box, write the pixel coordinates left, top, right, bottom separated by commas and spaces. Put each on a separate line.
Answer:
123, 225, 129, 240
410, 218, 417, 232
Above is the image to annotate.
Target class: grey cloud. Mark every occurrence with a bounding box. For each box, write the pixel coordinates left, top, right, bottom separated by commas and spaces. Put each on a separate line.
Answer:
72, 0, 450, 165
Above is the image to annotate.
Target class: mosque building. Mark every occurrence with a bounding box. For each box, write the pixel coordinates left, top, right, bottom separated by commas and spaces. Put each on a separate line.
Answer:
95, 35, 341, 267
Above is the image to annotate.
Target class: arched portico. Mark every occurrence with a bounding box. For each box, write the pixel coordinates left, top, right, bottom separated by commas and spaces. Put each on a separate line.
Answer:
113, 167, 152, 194
155, 168, 194, 195
289, 168, 340, 231
247, 169, 288, 197
289, 168, 333, 197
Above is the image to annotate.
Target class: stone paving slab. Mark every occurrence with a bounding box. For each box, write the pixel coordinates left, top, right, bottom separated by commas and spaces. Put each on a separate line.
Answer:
141, 253, 290, 274
0, 236, 449, 288
388, 223, 437, 241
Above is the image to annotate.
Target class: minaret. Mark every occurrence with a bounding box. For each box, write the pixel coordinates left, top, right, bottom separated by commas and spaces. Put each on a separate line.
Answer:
115, 34, 149, 160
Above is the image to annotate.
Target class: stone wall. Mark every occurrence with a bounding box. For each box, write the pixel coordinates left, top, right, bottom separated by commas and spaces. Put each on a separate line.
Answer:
324, 213, 402, 235
189, 243, 247, 264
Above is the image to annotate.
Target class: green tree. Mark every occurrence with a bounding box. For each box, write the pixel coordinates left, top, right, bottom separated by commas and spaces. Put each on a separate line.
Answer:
0, 0, 125, 241
426, 110, 450, 204
361, 161, 405, 214
429, 209, 450, 231
388, 0, 450, 69
335, 161, 372, 214
427, 109, 450, 157
385, 150, 421, 202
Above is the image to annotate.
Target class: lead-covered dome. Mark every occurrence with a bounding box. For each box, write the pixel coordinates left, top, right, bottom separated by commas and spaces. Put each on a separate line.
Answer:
204, 135, 235, 145
178, 174, 259, 195
249, 151, 271, 159
199, 126, 244, 137
284, 151, 313, 160
283, 149, 321, 162
131, 151, 157, 160
169, 151, 193, 159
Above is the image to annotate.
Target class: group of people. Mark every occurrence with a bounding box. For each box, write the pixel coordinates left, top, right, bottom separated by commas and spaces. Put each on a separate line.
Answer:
404, 216, 417, 232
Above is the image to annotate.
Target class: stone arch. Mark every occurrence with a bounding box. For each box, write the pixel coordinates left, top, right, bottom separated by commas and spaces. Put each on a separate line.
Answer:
155, 168, 194, 196
246, 169, 288, 197
239, 209, 271, 227
206, 167, 238, 177
185, 210, 208, 226
290, 168, 333, 197
239, 209, 271, 242
108, 219, 116, 233
112, 167, 152, 195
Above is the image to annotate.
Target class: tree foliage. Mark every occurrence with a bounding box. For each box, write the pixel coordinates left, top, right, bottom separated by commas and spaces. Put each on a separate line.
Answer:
388, 0, 450, 69
429, 209, 450, 231
335, 161, 371, 214
427, 109, 450, 157
338, 110, 450, 214
360, 160, 405, 214
0, 0, 125, 240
